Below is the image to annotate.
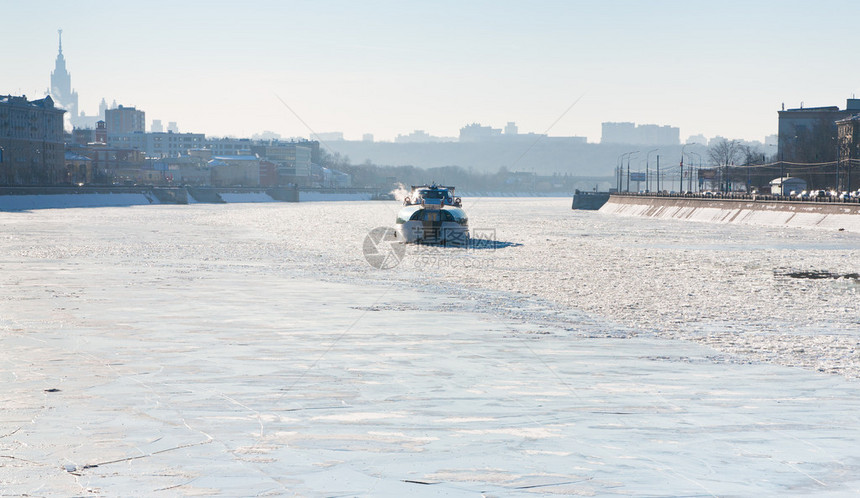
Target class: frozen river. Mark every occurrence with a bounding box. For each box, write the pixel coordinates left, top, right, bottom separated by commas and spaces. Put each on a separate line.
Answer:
2, 198, 860, 495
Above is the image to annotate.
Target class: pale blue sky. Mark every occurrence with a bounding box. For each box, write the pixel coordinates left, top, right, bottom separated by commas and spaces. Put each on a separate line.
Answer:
3, 0, 858, 143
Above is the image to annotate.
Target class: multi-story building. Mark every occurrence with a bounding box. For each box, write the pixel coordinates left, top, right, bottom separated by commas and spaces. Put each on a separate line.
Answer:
105, 105, 145, 135
206, 137, 254, 156
148, 132, 205, 157
459, 123, 502, 142
49, 30, 78, 124
108, 131, 206, 158
601, 122, 679, 145
777, 99, 860, 162
0, 95, 66, 185
48, 30, 103, 129
836, 114, 860, 192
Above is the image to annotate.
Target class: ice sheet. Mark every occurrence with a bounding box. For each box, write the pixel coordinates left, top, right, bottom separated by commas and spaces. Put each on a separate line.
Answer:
2, 199, 860, 495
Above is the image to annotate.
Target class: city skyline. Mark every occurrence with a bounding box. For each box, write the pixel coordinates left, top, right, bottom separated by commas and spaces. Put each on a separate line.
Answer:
3, 1, 860, 144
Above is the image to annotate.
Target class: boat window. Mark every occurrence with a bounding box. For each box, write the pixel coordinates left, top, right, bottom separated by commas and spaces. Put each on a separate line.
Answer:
398, 206, 420, 223
446, 208, 468, 224
420, 189, 446, 200
409, 210, 424, 221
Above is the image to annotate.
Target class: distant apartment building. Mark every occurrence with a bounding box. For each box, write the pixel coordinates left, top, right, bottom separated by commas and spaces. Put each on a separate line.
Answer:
686, 134, 707, 145
764, 134, 778, 148
460, 121, 562, 143
396, 130, 433, 143
396, 130, 457, 143
601, 122, 680, 145
315, 132, 344, 142
206, 137, 254, 156
147, 132, 205, 157
251, 139, 320, 165
459, 123, 502, 142
0, 95, 66, 185
274, 145, 312, 185
105, 105, 145, 135
107, 131, 205, 158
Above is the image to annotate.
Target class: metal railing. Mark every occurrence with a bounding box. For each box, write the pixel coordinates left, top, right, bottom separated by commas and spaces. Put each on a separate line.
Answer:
612, 191, 860, 205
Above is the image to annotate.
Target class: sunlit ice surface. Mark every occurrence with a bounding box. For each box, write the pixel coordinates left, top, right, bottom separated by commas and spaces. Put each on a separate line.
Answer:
1, 198, 860, 496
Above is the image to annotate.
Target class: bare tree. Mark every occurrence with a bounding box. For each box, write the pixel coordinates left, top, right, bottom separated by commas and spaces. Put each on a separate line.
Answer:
740, 144, 765, 166
708, 139, 743, 192
708, 138, 742, 166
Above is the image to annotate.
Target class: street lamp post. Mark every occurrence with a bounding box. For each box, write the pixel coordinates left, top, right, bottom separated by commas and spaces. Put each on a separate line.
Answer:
616, 152, 628, 192
646, 149, 658, 193
681, 143, 698, 193
625, 151, 639, 192
780, 152, 785, 196
688, 151, 702, 192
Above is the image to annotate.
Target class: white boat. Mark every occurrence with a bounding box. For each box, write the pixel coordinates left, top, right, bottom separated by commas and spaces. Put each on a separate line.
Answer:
394, 184, 470, 244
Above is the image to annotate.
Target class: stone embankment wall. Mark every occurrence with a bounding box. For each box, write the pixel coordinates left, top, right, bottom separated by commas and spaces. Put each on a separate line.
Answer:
600, 194, 860, 233
0, 186, 383, 210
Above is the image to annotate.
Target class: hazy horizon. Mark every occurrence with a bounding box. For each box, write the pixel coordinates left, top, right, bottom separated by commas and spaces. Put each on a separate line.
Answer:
3, 0, 859, 144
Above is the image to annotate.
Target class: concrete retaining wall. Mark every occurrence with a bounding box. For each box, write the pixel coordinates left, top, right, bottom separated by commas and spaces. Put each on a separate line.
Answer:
600, 195, 860, 233
0, 186, 353, 211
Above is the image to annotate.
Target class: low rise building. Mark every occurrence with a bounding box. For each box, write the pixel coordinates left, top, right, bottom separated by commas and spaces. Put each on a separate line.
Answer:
769, 177, 807, 195
63, 150, 93, 184
209, 155, 261, 187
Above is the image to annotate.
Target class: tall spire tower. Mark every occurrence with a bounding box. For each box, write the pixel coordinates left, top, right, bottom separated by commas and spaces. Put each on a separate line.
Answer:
49, 28, 78, 122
